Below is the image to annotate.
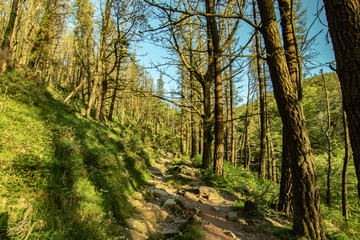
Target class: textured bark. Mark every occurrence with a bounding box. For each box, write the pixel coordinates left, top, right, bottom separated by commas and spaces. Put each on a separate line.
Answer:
202, 80, 213, 168
323, 0, 360, 199
342, 110, 350, 220
277, 0, 299, 214
253, 0, 266, 180
0, 0, 19, 72
206, 0, 224, 175
321, 70, 332, 206
278, 126, 293, 213
243, 76, 252, 171
86, 0, 112, 118
229, 66, 236, 166
257, 0, 325, 238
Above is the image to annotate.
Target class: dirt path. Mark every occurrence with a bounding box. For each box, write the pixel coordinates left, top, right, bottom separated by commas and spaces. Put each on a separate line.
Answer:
125, 152, 286, 240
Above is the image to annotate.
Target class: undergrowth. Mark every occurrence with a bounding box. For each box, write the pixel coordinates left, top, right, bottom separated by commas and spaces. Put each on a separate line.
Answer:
0, 71, 174, 239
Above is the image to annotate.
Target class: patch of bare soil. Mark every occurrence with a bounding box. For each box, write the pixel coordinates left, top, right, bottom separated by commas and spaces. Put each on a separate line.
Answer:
125, 152, 288, 240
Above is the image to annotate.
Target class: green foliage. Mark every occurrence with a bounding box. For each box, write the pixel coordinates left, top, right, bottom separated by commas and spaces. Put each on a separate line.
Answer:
0, 71, 171, 239
176, 217, 205, 240
204, 161, 279, 209
191, 154, 202, 168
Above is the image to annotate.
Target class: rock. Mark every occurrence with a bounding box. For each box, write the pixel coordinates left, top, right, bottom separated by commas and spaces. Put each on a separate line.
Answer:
238, 218, 248, 226
234, 231, 245, 239
135, 204, 169, 223
184, 191, 199, 201
153, 188, 170, 198
228, 211, 238, 221
224, 230, 237, 239
125, 229, 147, 240
199, 186, 219, 201
163, 198, 177, 207
214, 206, 220, 211
129, 199, 145, 208
127, 218, 162, 235
149, 166, 163, 176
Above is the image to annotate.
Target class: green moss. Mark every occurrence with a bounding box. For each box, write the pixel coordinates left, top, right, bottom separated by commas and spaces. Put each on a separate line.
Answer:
0, 71, 171, 239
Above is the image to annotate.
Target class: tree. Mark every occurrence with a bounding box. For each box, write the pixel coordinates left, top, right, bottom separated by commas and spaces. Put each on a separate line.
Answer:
85, 0, 113, 119
256, 0, 325, 238
323, 0, 360, 199
0, 0, 19, 72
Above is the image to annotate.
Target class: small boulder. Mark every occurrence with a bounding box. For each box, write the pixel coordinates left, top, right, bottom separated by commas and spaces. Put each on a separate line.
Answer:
163, 198, 177, 207
238, 218, 248, 226
224, 230, 238, 239
228, 211, 238, 221
153, 189, 170, 198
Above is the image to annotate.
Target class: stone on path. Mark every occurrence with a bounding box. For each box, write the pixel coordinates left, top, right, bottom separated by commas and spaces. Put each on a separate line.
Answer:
163, 198, 177, 207
152, 188, 170, 198
135, 203, 169, 223
125, 229, 147, 240
184, 191, 199, 202
227, 211, 238, 221
127, 218, 162, 235
238, 218, 248, 226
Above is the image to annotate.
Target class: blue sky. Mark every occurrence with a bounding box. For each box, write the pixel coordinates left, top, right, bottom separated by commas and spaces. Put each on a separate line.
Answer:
137, 0, 335, 97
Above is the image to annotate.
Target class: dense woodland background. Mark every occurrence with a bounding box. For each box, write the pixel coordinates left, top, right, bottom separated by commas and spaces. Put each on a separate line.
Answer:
0, 0, 360, 239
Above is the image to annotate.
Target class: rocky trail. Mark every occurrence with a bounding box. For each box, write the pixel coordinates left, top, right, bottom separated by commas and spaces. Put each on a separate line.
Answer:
124, 152, 287, 239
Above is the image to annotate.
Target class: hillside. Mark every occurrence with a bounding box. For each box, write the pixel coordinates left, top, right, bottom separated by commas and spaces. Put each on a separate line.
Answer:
0, 71, 175, 239
1, 71, 360, 240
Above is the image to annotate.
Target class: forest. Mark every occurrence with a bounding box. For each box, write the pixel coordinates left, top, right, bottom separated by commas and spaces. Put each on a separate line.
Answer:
0, 0, 360, 239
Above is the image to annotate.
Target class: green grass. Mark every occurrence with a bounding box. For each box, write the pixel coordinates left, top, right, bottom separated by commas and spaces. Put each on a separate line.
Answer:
176, 217, 205, 240
0, 71, 171, 239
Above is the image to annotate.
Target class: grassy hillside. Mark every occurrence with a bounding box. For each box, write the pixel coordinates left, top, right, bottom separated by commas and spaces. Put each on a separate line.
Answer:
0, 71, 176, 239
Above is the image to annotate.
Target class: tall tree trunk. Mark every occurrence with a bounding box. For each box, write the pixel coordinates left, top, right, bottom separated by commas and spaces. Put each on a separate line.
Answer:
229, 64, 236, 166
253, 0, 266, 180
323, 0, 360, 199
86, 0, 112, 118
321, 70, 332, 206
277, 0, 301, 214
342, 110, 350, 220
202, 80, 213, 168
243, 75, 252, 171
206, 0, 223, 175
278, 127, 293, 213
1, 0, 19, 72
257, 0, 325, 238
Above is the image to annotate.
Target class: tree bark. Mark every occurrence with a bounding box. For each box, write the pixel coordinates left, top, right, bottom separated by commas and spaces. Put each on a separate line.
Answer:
323, 0, 360, 199
206, 0, 224, 175
202, 80, 213, 168
86, 0, 112, 118
342, 110, 350, 220
257, 0, 325, 238
1, 0, 19, 72
253, 0, 266, 180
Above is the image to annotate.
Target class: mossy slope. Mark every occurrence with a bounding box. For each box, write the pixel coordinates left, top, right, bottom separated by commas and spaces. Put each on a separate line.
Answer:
0, 72, 164, 239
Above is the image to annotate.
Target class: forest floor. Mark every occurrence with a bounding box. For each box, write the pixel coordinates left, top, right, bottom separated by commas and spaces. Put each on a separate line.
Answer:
124, 152, 288, 240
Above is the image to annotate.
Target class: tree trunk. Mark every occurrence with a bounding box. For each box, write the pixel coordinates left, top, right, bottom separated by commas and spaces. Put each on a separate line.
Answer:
0, 0, 19, 72
202, 81, 213, 168
206, 0, 223, 175
243, 75, 252, 171
323, 0, 360, 199
278, 126, 293, 213
253, 0, 266, 180
277, 0, 301, 214
257, 0, 325, 238
342, 110, 350, 220
321, 70, 332, 206
86, 0, 112, 119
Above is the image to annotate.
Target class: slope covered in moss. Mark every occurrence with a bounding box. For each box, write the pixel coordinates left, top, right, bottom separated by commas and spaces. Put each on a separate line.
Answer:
0, 71, 173, 239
